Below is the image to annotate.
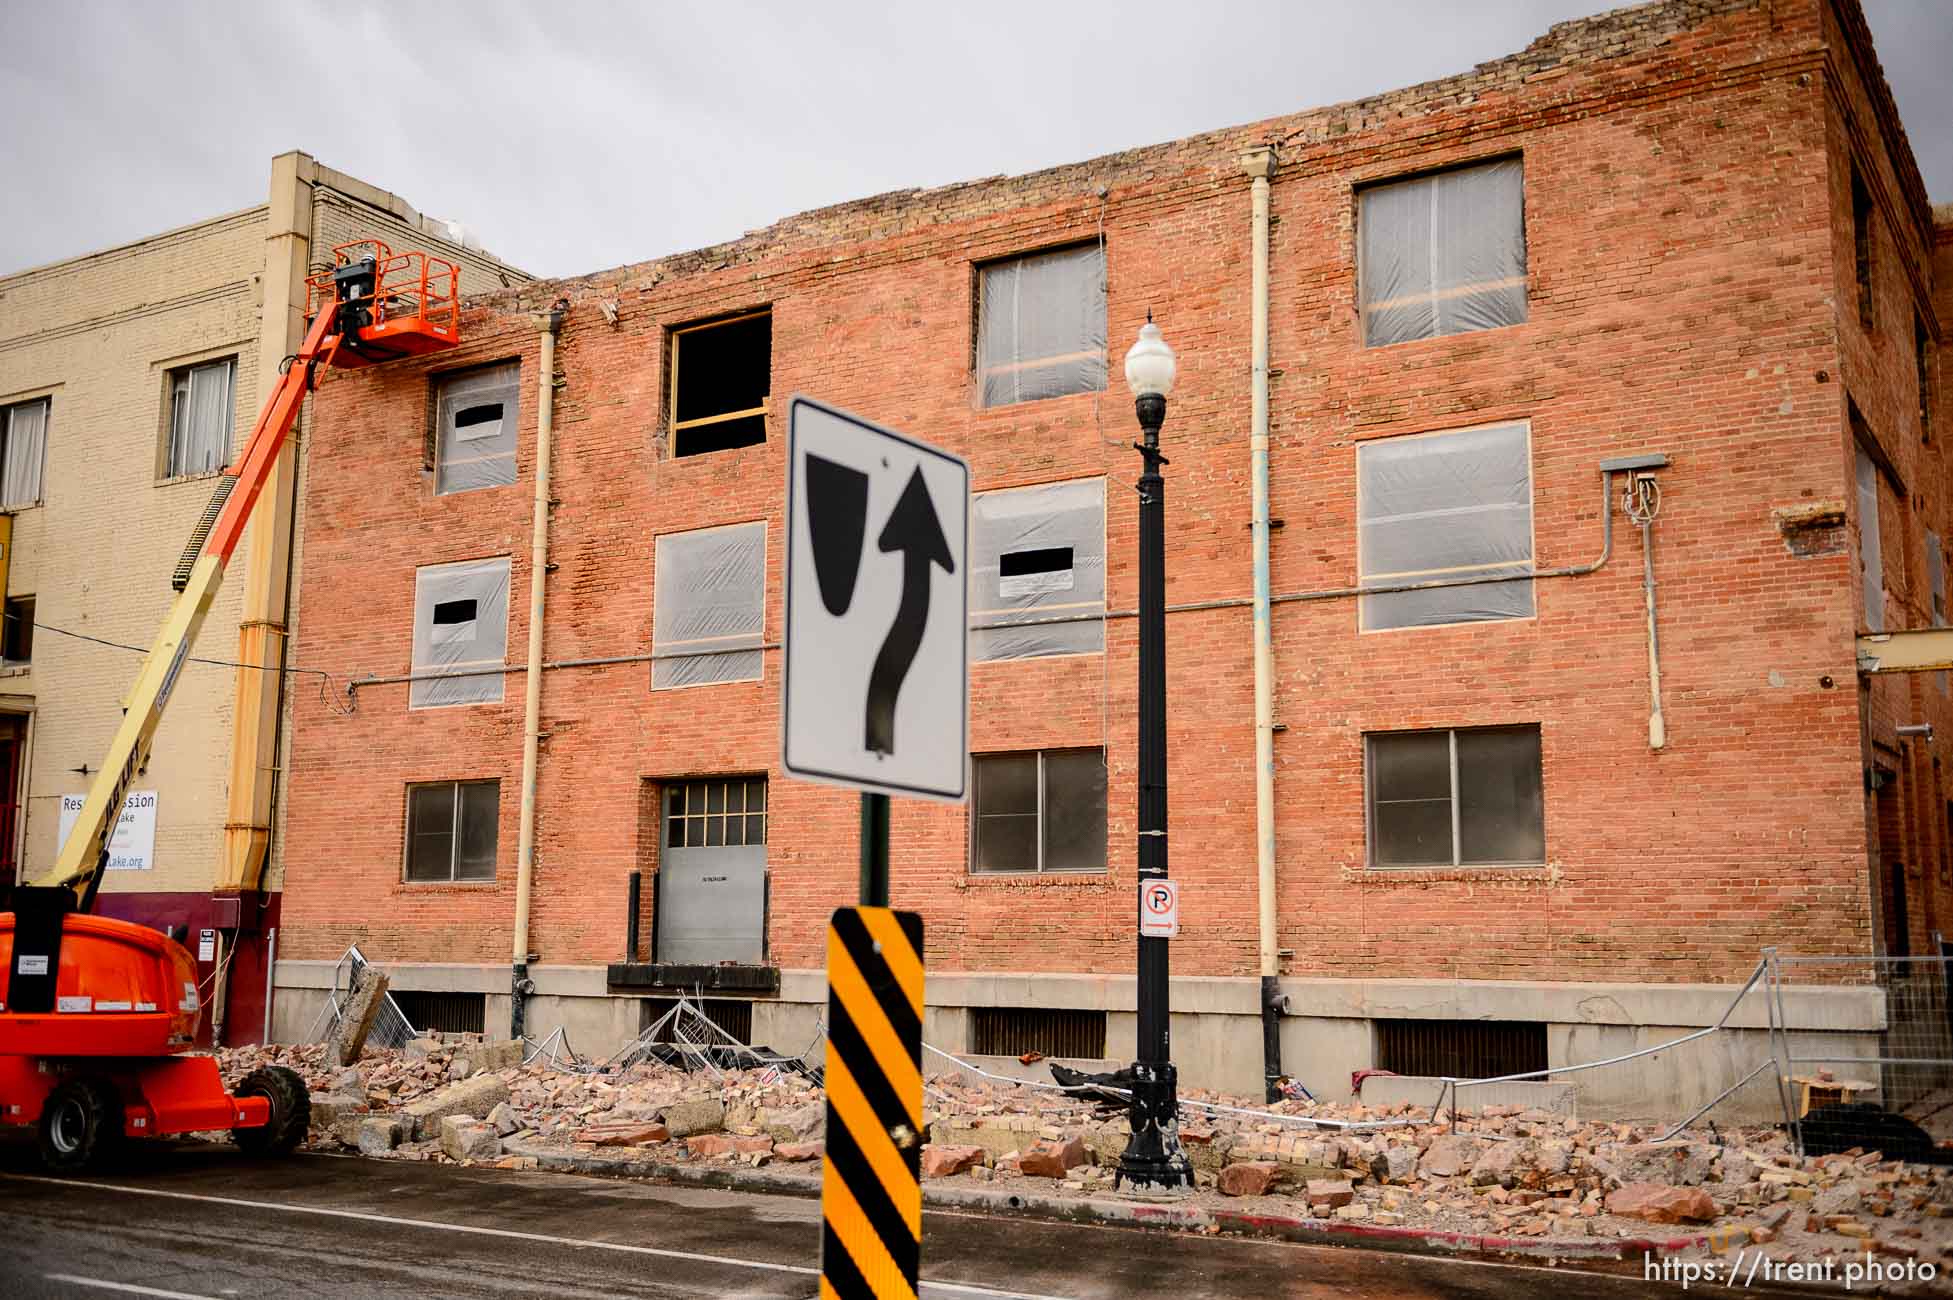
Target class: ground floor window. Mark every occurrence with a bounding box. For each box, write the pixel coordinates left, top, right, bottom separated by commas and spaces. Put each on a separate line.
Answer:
404, 780, 499, 882
1366, 725, 1543, 867
971, 748, 1106, 873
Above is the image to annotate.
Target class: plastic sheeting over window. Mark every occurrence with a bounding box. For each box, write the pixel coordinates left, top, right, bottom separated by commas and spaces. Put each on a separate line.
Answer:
653, 521, 765, 689
411, 557, 510, 707
436, 362, 519, 494
1858, 446, 1884, 633
971, 478, 1104, 660
1359, 157, 1527, 347
167, 358, 234, 478
1359, 423, 1533, 630
1928, 529, 1946, 695
1, 398, 48, 509
977, 245, 1106, 408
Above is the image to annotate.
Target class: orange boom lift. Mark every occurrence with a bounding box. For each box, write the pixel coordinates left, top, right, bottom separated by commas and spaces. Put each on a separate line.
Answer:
0, 242, 460, 1170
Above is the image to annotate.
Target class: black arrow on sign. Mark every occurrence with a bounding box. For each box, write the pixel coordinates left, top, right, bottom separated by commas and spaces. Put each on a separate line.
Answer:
866, 466, 954, 756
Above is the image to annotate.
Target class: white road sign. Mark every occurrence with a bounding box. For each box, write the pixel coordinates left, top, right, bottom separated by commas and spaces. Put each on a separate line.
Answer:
58, 790, 158, 871
1139, 879, 1180, 938
783, 396, 969, 801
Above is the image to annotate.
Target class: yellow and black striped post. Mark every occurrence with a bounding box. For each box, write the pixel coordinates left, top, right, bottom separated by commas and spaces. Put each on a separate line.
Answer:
820, 905, 924, 1300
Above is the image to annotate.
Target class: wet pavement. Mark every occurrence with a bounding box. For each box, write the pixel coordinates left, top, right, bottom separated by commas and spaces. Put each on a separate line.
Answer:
0, 1138, 1774, 1298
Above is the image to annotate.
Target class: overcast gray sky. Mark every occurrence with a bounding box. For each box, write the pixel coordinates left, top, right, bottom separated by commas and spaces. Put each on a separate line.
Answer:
2, 1, 1948, 280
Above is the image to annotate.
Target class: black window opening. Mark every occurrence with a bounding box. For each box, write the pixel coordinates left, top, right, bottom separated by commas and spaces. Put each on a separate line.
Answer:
391, 990, 487, 1035
455, 404, 502, 434
432, 599, 477, 628
666, 776, 767, 848
1854, 168, 1875, 333
1366, 725, 1544, 867
405, 780, 500, 882
671, 311, 771, 456
2, 596, 32, 664
971, 749, 1106, 873
971, 1007, 1107, 1059
1889, 860, 1911, 959
999, 547, 1074, 588
1376, 1019, 1547, 1080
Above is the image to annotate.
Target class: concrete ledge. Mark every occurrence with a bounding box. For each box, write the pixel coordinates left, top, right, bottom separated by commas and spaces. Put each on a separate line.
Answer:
1357, 1075, 1578, 1116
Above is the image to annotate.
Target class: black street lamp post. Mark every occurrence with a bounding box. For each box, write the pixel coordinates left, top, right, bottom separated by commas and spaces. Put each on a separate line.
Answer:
1117, 316, 1192, 1192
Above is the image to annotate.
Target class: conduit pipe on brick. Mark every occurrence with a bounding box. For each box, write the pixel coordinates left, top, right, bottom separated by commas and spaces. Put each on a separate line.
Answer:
1240, 145, 1284, 1104
511, 300, 566, 1041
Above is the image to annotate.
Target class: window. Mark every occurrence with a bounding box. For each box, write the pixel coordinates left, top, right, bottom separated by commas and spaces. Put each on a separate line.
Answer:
2, 596, 31, 665
404, 780, 499, 882
1856, 440, 1884, 633
0, 398, 48, 509
434, 362, 518, 493
976, 244, 1106, 407
1359, 157, 1526, 347
164, 357, 234, 478
971, 748, 1105, 873
652, 522, 765, 688
1358, 422, 1534, 630
1366, 726, 1544, 867
669, 311, 770, 456
390, 990, 486, 1034
411, 557, 510, 707
971, 478, 1105, 659
1853, 168, 1875, 333
664, 777, 768, 848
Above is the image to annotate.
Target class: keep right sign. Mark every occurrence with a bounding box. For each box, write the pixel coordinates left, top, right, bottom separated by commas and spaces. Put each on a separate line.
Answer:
1139, 879, 1179, 938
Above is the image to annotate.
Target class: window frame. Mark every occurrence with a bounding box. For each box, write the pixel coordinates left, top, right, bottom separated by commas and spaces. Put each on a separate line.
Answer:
663, 775, 769, 849
1356, 421, 1537, 632
0, 396, 51, 510
431, 360, 521, 495
161, 355, 237, 482
402, 778, 500, 883
667, 308, 772, 457
1356, 154, 1528, 348
973, 242, 1108, 409
969, 747, 1107, 875
1363, 725, 1545, 869
410, 556, 512, 708
2, 595, 32, 666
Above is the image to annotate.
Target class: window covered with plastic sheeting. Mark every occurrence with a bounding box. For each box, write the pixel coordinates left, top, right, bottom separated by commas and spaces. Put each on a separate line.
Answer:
976, 244, 1106, 408
970, 478, 1104, 660
1857, 444, 1884, 633
1366, 726, 1543, 868
653, 521, 765, 689
1, 397, 48, 509
1359, 157, 1526, 347
411, 557, 511, 707
166, 357, 234, 478
435, 362, 519, 494
1928, 529, 1945, 696
1358, 423, 1534, 630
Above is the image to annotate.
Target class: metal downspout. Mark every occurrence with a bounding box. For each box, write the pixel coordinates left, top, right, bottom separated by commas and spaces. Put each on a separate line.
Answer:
1241, 146, 1283, 1102
511, 301, 565, 1041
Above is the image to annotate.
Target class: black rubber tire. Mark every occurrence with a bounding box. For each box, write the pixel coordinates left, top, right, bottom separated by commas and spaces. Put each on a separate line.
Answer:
36, 1076, 125, 1173
1799, 1101, 1950, 1165
232, 1065, 310, 1156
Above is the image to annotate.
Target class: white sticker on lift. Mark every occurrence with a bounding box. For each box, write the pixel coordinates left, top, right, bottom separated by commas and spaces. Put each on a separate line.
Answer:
180, 981, 200, 1013
135, 1001, 157, 1012
56, 995, 93, 1013
15, 955, 47, 976
95, 1001, 133, 1012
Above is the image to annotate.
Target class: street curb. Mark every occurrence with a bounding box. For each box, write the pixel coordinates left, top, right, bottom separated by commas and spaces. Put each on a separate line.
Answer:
492, 1139, 1710, 1268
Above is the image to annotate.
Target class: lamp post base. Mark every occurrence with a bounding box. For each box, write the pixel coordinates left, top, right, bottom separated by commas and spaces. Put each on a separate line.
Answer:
1115, 1061, 1193, 1193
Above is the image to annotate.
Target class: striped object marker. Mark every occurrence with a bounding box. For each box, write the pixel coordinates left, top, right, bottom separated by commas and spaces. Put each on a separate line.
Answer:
820, 906, 925, 1300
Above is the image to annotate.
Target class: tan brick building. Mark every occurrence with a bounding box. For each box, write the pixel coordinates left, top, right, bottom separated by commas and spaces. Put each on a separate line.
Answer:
0, 153, 525, 1042
272, 0, 1943, 1114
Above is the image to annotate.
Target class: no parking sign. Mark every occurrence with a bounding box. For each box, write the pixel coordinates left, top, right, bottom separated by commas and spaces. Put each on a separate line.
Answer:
1139, 879, 1179, 938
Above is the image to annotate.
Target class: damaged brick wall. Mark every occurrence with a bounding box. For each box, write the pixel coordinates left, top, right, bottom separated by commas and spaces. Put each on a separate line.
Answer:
279, 0, 1931, 987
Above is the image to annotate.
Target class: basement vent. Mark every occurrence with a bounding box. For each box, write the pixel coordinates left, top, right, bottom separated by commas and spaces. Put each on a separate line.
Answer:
971, 1007, 1106, 1059
391, 990, 486, 1036
1375, 1018, 1546, 1080
640, 997, 753, 1045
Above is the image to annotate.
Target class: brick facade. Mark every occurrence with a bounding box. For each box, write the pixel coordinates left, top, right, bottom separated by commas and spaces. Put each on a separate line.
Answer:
276, 0, 1943, 1092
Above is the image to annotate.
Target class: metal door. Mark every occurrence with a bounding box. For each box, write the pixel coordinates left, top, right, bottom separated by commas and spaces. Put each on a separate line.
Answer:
656, 776, 767, 963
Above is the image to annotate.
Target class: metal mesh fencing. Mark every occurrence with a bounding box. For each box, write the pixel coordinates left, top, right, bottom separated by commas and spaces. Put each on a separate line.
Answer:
302, 944, 420, 1051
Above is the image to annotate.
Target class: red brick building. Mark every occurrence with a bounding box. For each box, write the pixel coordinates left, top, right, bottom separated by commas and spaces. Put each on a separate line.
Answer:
271, 0, 1943, 1114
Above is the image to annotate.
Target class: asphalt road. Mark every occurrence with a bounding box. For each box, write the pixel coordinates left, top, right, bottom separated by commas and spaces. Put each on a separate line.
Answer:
0, 1139, 1745, 1299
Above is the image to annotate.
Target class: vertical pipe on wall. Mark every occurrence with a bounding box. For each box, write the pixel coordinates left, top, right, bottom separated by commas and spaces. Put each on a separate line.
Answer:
1240, 146, 1284, 1101
511, 302, 566, 1041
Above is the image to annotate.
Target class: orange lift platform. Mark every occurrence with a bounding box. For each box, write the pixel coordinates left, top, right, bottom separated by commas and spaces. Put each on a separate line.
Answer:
0, 240, 462, 1170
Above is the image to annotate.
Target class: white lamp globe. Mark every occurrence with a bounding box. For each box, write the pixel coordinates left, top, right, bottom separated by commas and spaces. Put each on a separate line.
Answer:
1124, 318, 1176, 398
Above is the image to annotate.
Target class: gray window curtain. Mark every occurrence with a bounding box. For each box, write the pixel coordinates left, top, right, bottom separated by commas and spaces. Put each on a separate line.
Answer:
1359, 422, 1534, 630
2, 399, 48, 509
1858, 447, 1884, 633
437, 362, 519, 493
168, 358, 234, 478
970, 478, 1105, 660
653, 521, 765, 688
1360, 158, 1527, 346
977, 245, 1107, 407
411, 557, 511, 707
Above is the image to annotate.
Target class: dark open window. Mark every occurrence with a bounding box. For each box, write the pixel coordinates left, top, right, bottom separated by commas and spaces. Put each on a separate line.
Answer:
1854, 168, 1875, 333
670, 310, 770, 456
2, 596, 31, 664
1920, 315, 1933, 441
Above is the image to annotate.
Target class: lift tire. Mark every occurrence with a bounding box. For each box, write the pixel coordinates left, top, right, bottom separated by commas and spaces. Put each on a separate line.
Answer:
37, 1076, 125, 1173
232, 1065, 310, 1156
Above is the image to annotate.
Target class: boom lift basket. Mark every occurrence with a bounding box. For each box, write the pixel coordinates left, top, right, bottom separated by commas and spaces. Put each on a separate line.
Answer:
305, 239, 462, 369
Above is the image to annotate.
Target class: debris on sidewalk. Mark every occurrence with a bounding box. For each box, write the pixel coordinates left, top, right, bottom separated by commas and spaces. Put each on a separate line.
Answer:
216, 1038, 1953, 1278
